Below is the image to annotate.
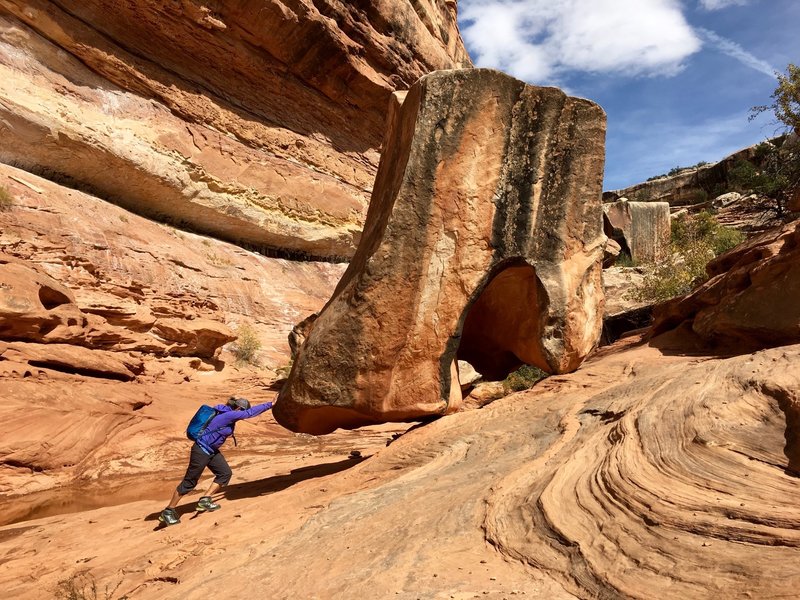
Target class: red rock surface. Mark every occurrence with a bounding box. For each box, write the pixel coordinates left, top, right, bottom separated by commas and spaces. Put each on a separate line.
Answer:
3, 333, 800, 599
2, 4, 800, 598
0, 164, 345, 371
653, 218, 800, 348
0, 163, 349, 499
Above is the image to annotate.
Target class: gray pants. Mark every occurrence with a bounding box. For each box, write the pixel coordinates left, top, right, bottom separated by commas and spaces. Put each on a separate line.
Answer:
176, 443, 232, 495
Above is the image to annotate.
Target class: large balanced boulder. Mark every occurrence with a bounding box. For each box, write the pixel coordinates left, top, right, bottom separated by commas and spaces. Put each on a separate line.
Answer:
275, 69, 607, 434
603, 199, 670, 263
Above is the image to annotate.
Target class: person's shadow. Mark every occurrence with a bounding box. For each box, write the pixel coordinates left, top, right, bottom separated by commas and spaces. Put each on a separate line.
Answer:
146, 457, 364, 529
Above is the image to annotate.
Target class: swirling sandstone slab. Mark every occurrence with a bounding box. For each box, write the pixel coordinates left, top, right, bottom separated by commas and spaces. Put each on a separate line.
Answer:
0, 1, 469, 258
276, 69, 607, 434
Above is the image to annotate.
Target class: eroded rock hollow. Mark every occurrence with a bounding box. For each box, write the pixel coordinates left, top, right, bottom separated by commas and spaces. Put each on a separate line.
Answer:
276, 69, 607, 434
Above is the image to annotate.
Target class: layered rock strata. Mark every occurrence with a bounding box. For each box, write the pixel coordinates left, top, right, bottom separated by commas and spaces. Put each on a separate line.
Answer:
0, 1, 469, 259
277, 69, 607, 434
0, 164, 345, 379
603, 142, 765, 207
6, 337, 800, 599
603, 199, 670, 263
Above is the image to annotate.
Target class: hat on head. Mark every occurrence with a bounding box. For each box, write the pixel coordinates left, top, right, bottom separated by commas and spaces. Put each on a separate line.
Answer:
227, 396, 251, 410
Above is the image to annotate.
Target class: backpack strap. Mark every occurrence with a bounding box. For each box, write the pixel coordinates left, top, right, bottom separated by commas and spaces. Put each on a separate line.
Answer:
201, 415, 237, 446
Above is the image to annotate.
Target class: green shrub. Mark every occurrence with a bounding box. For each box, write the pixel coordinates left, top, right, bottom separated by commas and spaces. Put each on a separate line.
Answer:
751, 63, 800, 134
628, 211, 745, 303
711, 225, 746, 255
626, 242, 713, 303
615, 252, 637, 268
502, 364, 548, 393
729, 149, 798, 217
0, 186, 13, 211
744, 65, 800, 217
232, 322, 261, 365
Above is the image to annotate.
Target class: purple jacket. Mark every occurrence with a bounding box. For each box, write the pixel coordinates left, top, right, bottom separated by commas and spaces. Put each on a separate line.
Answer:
197, 402, 273, 454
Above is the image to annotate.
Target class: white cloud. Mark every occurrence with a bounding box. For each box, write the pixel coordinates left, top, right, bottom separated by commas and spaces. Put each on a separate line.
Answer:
459, 0, 702, 84
698, 0, 748, 10
698, 28, 776, 77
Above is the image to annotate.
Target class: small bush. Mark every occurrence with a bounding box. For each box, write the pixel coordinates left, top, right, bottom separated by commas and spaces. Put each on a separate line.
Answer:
207, 253, 233, 267
627, 211, 745, 303
502, 364, 548, 393
711, 225, 746, 255
0, 185, 13, 211
232, 323, 261, 365
615, 252, 637, 268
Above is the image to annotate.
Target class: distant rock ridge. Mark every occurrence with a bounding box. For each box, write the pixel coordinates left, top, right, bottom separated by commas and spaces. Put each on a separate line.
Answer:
0, 1, 470, 259
604, 144, 762, 208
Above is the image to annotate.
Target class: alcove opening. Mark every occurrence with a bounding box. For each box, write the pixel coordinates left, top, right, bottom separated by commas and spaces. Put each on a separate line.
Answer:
455, 258, 550, 382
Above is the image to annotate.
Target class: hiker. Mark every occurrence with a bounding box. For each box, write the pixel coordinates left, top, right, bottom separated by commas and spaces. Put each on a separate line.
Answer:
159, 396, 273, 526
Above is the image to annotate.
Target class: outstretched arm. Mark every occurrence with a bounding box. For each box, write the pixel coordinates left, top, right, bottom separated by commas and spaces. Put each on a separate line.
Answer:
213, 402, 274, 428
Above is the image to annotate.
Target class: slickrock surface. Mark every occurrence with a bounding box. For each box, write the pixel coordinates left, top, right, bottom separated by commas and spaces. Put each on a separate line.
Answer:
277, 69, 607, 435
603, 199, 670, 263
3, 334, 800, 599
0, 1, 469, 258
653, 217, 800, 348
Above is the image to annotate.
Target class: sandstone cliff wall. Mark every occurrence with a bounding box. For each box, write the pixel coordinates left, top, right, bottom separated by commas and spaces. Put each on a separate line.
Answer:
0, 1, 470, 259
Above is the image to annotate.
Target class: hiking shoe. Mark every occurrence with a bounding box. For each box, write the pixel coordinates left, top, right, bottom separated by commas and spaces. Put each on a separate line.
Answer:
196, 496, 221, 512
158, 507, 180, 526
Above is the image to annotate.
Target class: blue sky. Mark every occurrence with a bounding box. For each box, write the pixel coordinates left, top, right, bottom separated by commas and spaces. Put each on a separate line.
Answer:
457, 0, 800, 189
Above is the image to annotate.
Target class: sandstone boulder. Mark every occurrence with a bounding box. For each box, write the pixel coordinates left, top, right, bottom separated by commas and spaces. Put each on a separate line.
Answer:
276, 69, 606, 434
151, 318, 235, 359
0, 341, 142, 381
463, 381, 506, 409
457, 360, 482, 392
603, 199, 670, 263
602, 237, 621, 267
713, 191, 742, 208
652, 218, 800, 348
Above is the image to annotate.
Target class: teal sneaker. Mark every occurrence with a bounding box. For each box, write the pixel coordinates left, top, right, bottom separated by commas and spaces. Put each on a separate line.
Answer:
158, 507, 180, 526
197, 496, 221, 512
